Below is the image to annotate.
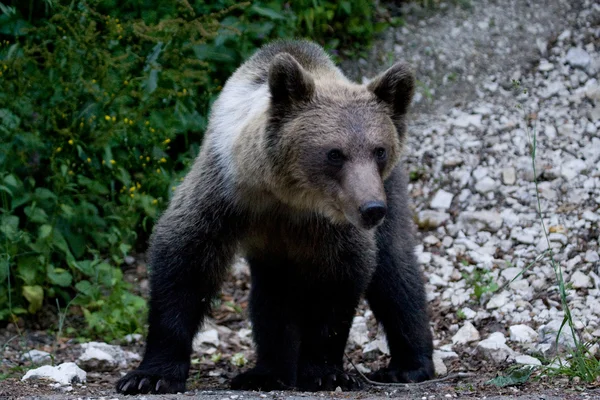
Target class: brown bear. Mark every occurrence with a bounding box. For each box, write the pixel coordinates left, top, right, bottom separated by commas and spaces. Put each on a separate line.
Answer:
116, 39, 434, 394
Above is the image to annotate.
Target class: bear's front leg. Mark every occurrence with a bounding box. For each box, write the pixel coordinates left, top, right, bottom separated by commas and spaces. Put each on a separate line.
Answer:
231, 257, 301, 391
367, 168, 434, 383
116, 169, 242, 395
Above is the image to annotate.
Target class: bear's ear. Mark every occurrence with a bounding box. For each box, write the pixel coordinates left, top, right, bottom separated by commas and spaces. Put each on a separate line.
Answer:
268, 53, 315, 104
367, 62, 415, 121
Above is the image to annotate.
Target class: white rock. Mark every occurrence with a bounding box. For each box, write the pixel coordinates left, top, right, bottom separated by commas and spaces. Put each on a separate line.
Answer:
540, 81, 565, 99
515, 355, 542, 366
432, 351, 447, 376
458, 211, 503, 233
451, 113, 482, 129
362, 338, 390, 356
486, 291, 510, 310
348, 316, 369, 347
509, 324, 539, 343
565, 47, 591, 69
584, 250, 599, 263
193, 329, 220, 350
538, 320, 577, 348
417, 210, 450, 228
123, 333, 142, 343
452, 322, 480, 345
430, 190, 454, 210
510, 228, 536, 245
22, 363, 86, 385
20, 350, 52, 365
434, 349, 459, 360
78, 342, 140, 372
502, 167, 517, 185
475, 177, 498, 194
476, 332, 515, 363
570, 271, 592, 289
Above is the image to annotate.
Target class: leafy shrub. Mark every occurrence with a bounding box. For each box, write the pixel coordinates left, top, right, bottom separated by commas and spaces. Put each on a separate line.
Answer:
0, 0, 379, 339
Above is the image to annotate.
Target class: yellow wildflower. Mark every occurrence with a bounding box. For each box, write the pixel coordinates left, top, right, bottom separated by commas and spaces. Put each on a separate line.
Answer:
152, 199, 158, 205
68, 139, 74, 145
56, 147, 62, 153
160, 157, 167, 163
129, 186, 135, 192
110, 159, 116, 165
104, 115, 110, 121
163, 138, 171, 145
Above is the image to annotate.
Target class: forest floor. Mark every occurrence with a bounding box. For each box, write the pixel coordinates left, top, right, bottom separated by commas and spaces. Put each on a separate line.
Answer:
2, 0, 600, 398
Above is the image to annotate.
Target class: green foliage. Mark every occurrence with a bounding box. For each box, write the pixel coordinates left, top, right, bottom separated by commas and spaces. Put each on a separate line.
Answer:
0, 0, 379, 339
462, 267, 499, 301
487, 366, 534, 387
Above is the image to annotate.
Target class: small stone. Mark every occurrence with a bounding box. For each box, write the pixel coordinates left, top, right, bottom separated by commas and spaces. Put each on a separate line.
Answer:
538, 61, 554, 72
538, 320, 577, 348
452, 322, 480, 345
78, 342, 140, 372
124, 256, 135, 265
22, 363, 86, 385
193, 329, 220, 349
509, 324, 539, 343
570, 271, 592, 289
20, 350, 52, 365
476, 332, 515, 363
458, 211, 503, 233
515, 355, 542, 366
417, 210, 451, 228
565, 47, 591, 69
432, 352, 447, 376
430, 190, 454, 210
540, 81, 565, 99
502, 167, 516, 185
475, 177, 498, 194
123, 333, 142, 344
363, 338, 390, 356
486, 291, 510, 309
348, 316, 369, 347
584, 250, 599, 263
510, 228, 536, 245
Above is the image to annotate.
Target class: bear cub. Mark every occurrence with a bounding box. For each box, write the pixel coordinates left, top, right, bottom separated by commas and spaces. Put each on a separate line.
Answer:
116, 40, 434, 394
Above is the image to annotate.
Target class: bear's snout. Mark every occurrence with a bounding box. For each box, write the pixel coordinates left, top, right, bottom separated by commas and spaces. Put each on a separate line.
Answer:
359, 200, 387, 228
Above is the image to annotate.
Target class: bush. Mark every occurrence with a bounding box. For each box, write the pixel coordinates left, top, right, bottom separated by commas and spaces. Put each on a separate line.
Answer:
0, 0, 380, 339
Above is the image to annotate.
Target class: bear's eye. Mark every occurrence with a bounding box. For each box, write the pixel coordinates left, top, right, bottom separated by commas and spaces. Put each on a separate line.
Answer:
327, 149, 344, 165
375, 147, 387, 161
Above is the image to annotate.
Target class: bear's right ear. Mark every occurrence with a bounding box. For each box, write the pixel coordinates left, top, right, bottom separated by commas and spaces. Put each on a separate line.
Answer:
367, 62, 415, 121
268, 53, 315, 104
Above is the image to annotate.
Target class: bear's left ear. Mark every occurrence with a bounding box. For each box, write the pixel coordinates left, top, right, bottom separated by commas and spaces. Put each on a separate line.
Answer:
367, 62, 415, 121
268, 52, 315, 105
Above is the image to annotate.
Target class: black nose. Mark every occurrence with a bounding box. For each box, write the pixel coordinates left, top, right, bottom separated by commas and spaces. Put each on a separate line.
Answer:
359, 201, 387, 227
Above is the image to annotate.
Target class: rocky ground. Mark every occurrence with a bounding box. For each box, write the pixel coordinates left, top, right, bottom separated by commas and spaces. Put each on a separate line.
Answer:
1, 0, 600, 398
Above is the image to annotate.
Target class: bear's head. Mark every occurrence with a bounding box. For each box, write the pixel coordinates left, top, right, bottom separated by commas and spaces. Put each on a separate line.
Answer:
265, 53, 414, 230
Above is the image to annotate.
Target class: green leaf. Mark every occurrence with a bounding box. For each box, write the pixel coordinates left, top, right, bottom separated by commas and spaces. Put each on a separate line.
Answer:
24, 205, 49, 224
250, 5, 286, 20
340, 1, 352, 14
22, 285, 44, 313
39, 224, 52, 240
0, 215, 19, 239
487, 367, 534, 387
47, 266, 73, 287
75, 280, 93, 296
17, 256, 40, 285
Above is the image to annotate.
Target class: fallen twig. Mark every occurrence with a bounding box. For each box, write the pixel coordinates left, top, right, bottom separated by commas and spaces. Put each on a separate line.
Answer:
345, 354, 475, 388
